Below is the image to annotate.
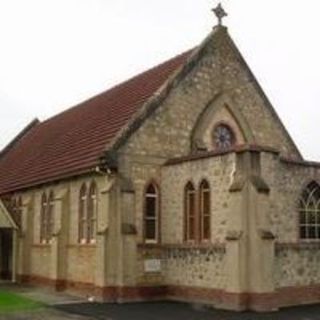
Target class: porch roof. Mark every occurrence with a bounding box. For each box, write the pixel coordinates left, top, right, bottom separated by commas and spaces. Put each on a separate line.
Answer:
0, 201, 18, 229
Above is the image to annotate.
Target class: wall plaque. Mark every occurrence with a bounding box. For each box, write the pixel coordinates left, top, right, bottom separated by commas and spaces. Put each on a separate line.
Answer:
144, 259, 161, 273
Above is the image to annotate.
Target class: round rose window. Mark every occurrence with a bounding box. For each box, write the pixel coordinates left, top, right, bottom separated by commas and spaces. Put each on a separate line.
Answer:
213, 124, 235, 150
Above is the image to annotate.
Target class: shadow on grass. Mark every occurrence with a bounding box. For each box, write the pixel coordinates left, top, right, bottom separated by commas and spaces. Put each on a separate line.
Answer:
0, 290, 44, 314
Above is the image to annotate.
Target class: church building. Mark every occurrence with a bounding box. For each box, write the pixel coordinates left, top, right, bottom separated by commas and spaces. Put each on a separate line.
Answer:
0, 6, 320, 312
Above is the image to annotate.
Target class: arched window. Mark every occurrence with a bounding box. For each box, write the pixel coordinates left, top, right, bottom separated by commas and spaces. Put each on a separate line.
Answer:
79, 181, 98, 244
10, 196, 22, 226
17, 197, 22, 226
40, 193, 47, 243
299, 181, 320, 240
47, 191, 55, 241
185, 182, 196, 241
88, 182, 97, 243
144, 183, 159, 243
79, 183, 87, 243
199, 180, 211, 241
213, 123, 236, 150
11, 198, 17, 215
40, 191, 54, 244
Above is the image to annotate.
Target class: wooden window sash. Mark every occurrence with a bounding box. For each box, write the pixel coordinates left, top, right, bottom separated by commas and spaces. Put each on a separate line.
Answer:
144, 185, 159, 243
200, 186, 211, 241
186, 188, 196, 242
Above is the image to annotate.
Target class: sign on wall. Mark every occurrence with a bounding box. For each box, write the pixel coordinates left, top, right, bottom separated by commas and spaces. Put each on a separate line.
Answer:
144, 259, 161, 273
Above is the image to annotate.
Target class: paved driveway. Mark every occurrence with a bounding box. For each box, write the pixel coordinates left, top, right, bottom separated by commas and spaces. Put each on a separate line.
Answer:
56, 301, 320, 320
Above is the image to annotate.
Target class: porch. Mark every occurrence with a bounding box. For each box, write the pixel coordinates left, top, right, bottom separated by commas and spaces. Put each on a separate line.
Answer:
0, 200, 19, 283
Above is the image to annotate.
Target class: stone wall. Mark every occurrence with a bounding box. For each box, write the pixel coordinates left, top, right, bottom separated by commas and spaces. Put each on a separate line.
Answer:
262, 156, 320, 243
260, 153, 320, 289
121, 27, 300, 161
30, 246, 51, 279
18, 174, 109, 286
136, 244, 226, 291
161, 153, 235, 244
162, 246, 225, 289
132, 154, 234, 290
275, 244, 320, 288
66, 245, 96, 284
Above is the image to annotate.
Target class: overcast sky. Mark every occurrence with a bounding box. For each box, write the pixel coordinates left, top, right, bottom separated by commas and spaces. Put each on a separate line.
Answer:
0, 0, 319, 160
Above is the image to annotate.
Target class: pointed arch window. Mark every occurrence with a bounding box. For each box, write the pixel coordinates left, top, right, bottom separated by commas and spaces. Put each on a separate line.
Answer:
299, 181, 320, 240
40, 191, 54, 244
88, 182, 97, 243
40, 193, 47, 243
199, 180, 211, 241
144, 183, 159, 243
10, 196, 22, 227
79, 184, 87, 243
185, 182, 196, 241
47, 191, 55, 240
17, 197, 23, 226
79, 181, 98, 244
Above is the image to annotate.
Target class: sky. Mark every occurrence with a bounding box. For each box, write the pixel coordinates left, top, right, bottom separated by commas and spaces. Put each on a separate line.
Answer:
0, 0, 319, 160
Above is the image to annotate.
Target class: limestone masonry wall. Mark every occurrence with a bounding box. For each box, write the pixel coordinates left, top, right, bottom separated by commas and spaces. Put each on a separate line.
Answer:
162, 246, 226, 289
161, 154, 235, 244
122, 29, 300, 160
275, 244, 320, 288
18, 174, 107, 286
261, 153, 320, 289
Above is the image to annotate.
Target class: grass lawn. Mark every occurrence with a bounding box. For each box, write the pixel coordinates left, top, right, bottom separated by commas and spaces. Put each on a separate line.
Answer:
0, 290, 43, 313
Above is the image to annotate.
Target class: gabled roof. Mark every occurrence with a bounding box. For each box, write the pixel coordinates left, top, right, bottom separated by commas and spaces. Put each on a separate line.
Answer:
0, 200, 18, 229
0, 26, 303, 195
0, 50, 191, 195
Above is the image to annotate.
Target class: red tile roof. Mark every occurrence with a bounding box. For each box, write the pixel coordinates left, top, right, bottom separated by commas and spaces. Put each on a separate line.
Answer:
0, 50, 191, 195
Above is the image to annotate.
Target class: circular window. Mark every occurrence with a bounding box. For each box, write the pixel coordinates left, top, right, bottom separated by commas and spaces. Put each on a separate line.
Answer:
213, 124, 235, 150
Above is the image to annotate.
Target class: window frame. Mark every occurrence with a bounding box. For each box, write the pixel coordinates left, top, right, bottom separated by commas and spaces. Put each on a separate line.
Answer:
212, 122, 236, 150
40, 191, 54, 244
143, 182, 160, 244
79, 183, 87, 244
88, 182, 97, 244
10, 196, 22, 226
184, 181, 196, 242
199, 180, 211, 242
298, 181, 320, 241
78, 181, 98, 244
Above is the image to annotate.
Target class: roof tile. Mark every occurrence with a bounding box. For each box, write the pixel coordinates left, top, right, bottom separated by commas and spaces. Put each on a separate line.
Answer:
0, 50, 191, 194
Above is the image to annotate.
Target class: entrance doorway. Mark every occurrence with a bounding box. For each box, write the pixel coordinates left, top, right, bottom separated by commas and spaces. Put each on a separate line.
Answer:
0, 228, 13, 280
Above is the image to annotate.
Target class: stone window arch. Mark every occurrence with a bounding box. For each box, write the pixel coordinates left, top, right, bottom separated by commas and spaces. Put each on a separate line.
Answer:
199, 180, 211, 241
299, 181, 320, 240
184, 181, 196, 241
144, 182, 159, 243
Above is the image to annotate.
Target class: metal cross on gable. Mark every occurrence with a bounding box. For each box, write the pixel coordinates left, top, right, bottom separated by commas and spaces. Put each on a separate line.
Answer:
212, 3, 228, 26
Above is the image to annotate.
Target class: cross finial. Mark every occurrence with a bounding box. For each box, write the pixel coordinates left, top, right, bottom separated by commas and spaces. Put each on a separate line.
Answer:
212, 3, 228, 26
